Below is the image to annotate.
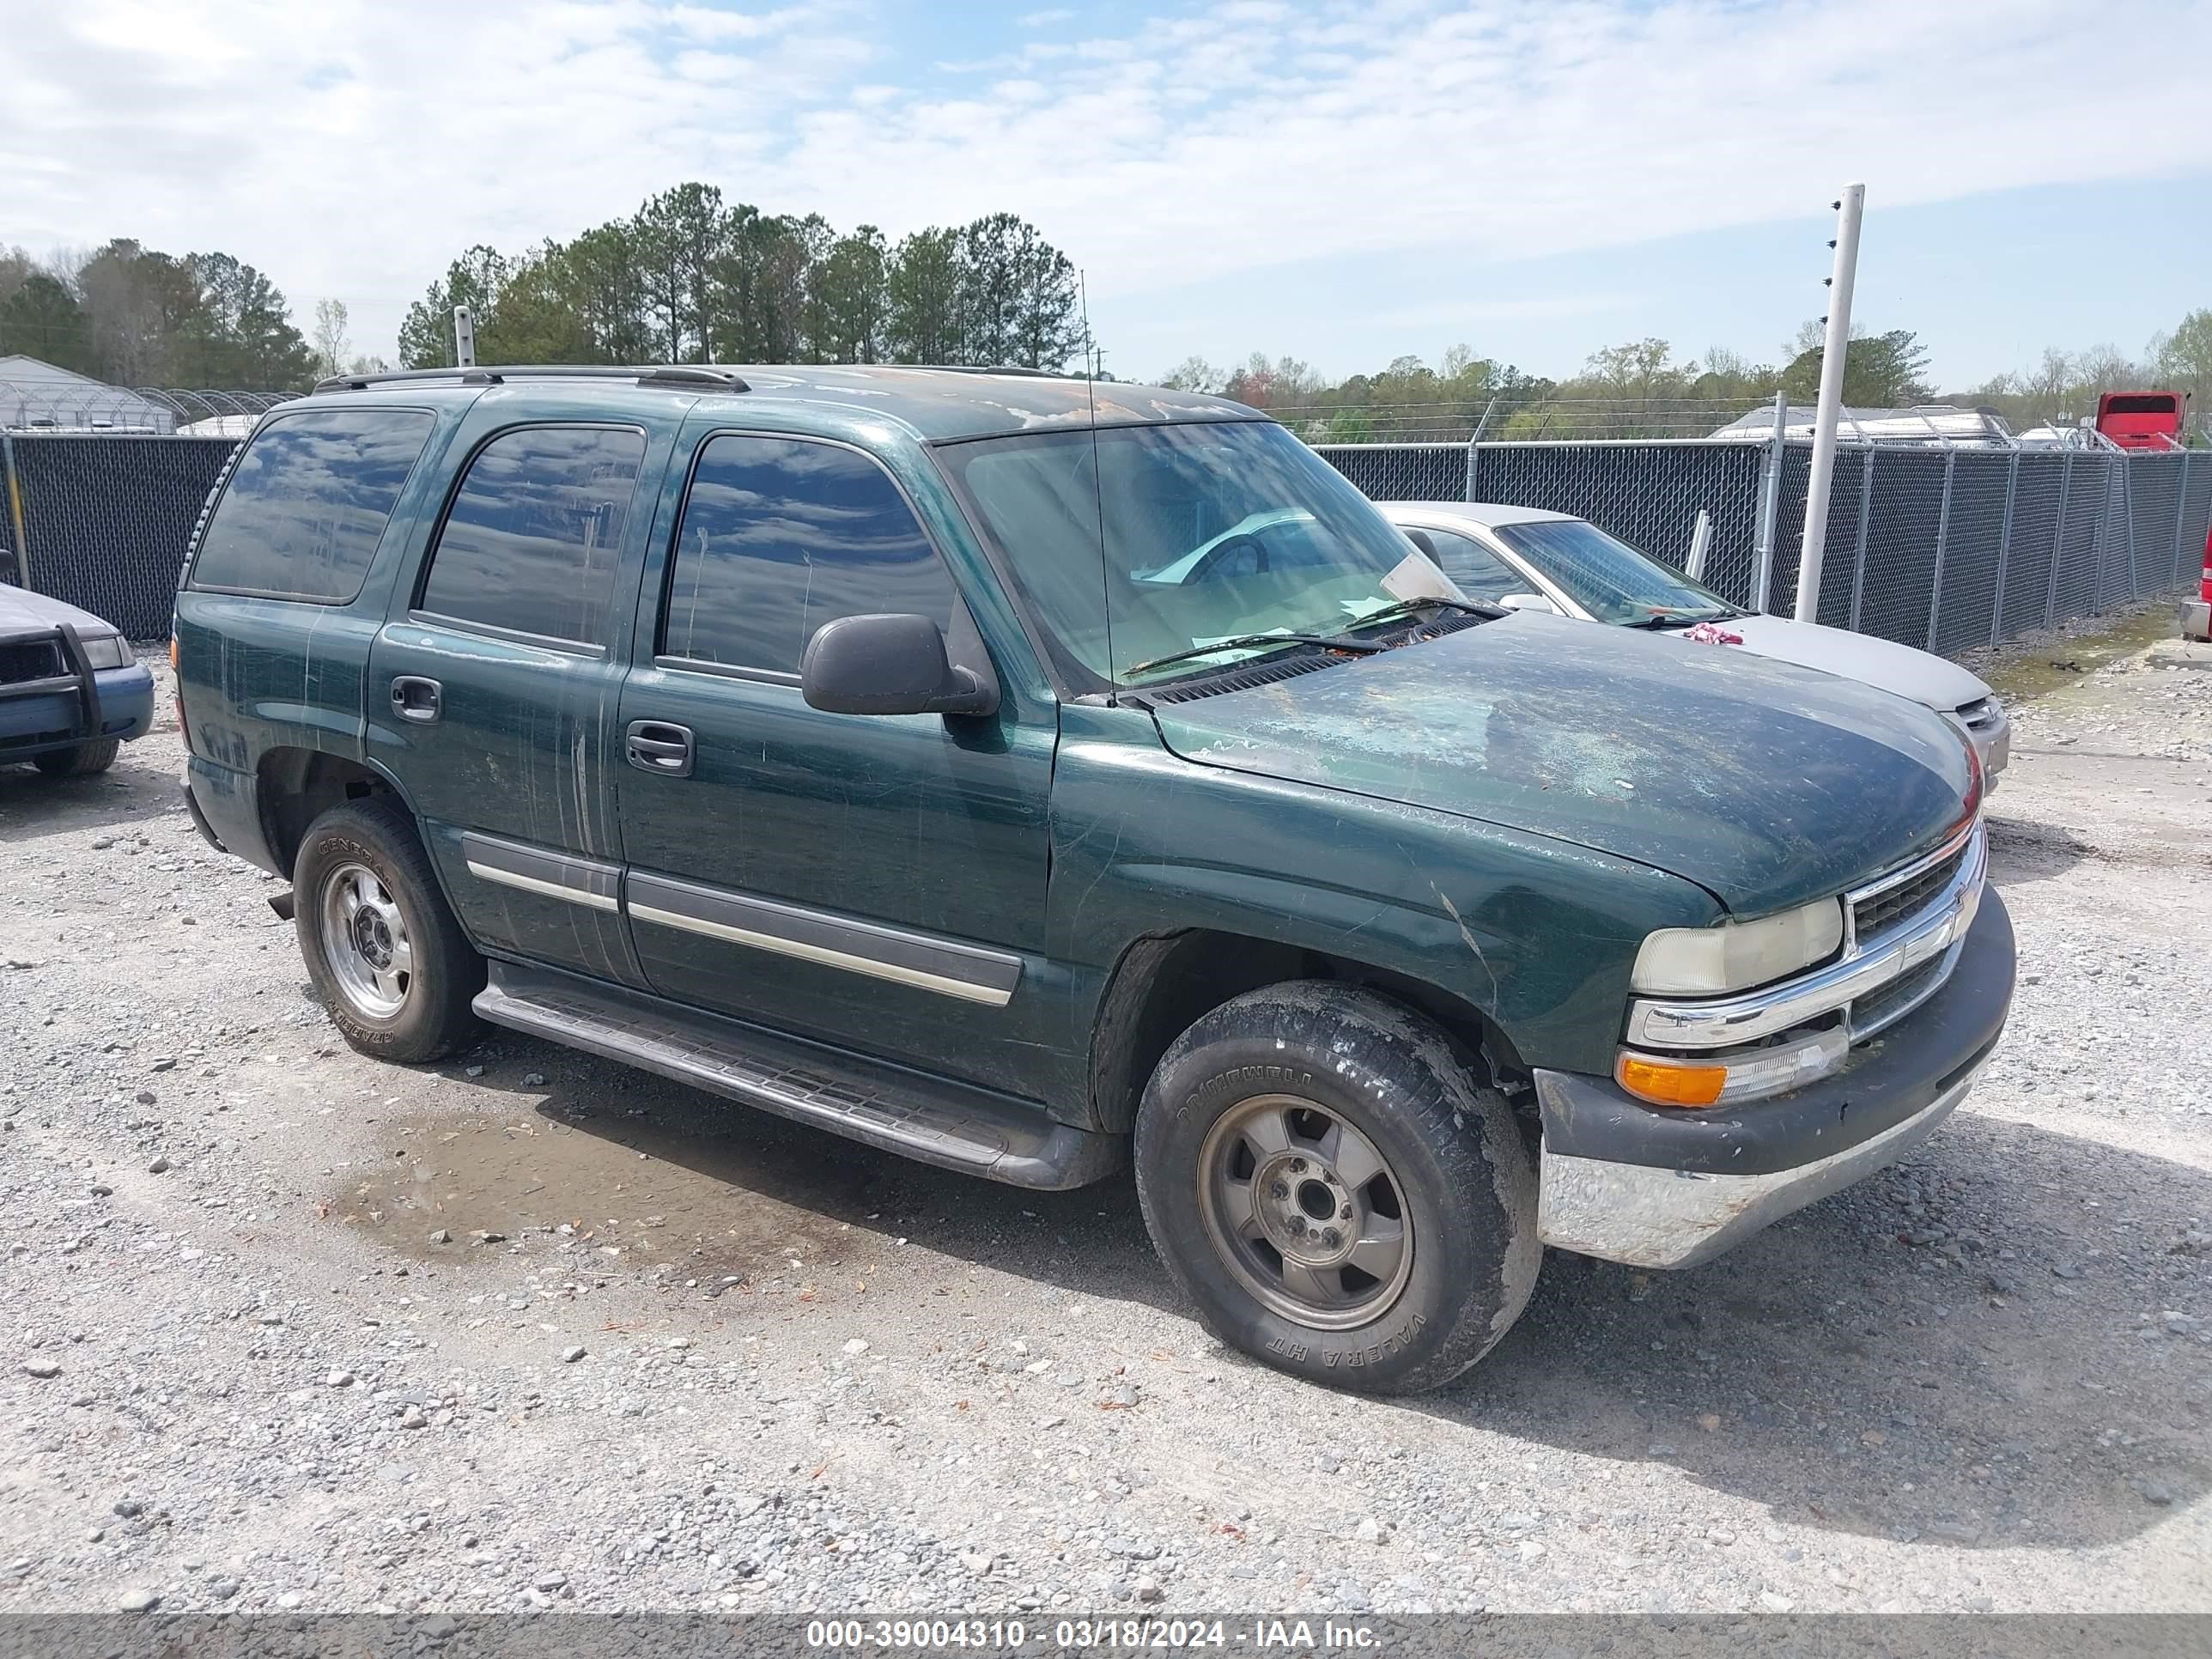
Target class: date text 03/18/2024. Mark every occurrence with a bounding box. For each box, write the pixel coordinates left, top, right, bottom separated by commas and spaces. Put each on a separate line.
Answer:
802, 1618, 1383, 1650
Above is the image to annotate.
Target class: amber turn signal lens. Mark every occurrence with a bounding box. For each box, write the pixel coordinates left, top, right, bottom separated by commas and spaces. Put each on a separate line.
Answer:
169, 635, 179, 672
1616, 1052, 1728, 1108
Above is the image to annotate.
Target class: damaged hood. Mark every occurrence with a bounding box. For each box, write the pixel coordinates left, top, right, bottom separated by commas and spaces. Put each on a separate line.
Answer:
1152, 610, 1973, 916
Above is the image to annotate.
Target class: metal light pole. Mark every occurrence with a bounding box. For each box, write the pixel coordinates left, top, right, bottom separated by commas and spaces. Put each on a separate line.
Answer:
453, 305, 477, 369
1795, 183, 1864, 623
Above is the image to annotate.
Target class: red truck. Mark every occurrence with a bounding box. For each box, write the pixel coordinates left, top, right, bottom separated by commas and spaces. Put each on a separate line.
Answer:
2100, 392, 2212, 638
2096, 389, 2189, 451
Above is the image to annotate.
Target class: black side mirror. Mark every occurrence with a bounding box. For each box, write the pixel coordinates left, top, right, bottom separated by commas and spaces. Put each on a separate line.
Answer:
800, 613, 1000, 718
1401, 527, 1438, 558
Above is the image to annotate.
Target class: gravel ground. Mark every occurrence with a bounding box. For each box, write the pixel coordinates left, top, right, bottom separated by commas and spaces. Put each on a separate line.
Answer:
1, 614, 2207, 1619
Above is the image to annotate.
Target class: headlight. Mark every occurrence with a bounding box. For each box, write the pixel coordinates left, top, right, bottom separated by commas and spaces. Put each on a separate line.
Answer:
79, 632, 132, 670
1631, 897, 1844, 995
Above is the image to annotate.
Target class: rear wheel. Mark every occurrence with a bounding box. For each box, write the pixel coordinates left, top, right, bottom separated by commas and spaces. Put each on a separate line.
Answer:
1134, 981, 1540, 1395
32, 739, 119, 777
294, 799, 483, 1062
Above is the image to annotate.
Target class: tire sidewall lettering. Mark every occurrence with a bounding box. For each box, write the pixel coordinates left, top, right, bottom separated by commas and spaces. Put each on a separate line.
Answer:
1318, 1310, 1428, 1370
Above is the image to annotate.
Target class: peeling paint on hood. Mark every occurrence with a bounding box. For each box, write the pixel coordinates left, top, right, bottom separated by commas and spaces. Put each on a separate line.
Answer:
1152, 610, 1973, 917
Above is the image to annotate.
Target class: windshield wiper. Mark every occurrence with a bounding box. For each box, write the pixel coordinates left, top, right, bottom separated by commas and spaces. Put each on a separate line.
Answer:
1122, 632, 1385, 679
1333, 594, 1501, 636
1123, 595, 1497, 680
1626, 608, 1739, 630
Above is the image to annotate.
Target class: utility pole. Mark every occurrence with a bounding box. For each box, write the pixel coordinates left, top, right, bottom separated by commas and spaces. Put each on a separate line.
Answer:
1796, 182, 1864, 623
453, 306, 477, 369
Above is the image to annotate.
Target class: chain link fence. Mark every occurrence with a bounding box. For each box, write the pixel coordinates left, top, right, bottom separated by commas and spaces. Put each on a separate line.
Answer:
1316, 437, 2212, 654
1314, 442, 1474, 502
2, 434, 238, 636
2, 416, 2206, 653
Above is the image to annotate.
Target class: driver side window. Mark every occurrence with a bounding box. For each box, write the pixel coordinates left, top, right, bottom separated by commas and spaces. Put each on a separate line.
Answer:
1416, 526, 1522, 605
661, 434, 959, 675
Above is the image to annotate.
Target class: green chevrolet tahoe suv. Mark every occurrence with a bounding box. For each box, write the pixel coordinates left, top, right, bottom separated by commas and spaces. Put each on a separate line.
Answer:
175, 364, 2013, 1393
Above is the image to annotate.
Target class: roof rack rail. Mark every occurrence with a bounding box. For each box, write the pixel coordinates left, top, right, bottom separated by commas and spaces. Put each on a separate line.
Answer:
909, 363, 1063, 380
635, 366, 750, 391
311, 365, 751, 395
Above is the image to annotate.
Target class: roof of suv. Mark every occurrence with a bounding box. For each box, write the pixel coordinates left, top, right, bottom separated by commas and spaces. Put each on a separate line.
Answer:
307, 364, 1260, 443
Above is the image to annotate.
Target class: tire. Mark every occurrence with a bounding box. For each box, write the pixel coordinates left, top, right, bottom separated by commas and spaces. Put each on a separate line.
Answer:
293, 799, 483, 1063
1134, 981, 1540, 1395
33, 739, 120, 777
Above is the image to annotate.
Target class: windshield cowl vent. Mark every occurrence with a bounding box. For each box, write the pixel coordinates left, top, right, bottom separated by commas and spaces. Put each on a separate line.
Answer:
1141, 651, 1352, 704
1396, 611, 1488, 647
1138, 610, 1491, 704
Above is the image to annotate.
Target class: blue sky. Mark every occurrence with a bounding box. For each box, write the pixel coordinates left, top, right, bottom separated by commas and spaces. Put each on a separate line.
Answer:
8, 0, 2209, 388
1107, 175, 2212, 390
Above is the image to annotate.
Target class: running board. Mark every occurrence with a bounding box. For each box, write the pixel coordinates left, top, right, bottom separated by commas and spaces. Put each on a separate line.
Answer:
472, 962, 1121, 1190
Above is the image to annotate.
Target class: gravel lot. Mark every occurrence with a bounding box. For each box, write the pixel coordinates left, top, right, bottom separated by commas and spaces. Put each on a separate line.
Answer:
2, 609, 2207, 1619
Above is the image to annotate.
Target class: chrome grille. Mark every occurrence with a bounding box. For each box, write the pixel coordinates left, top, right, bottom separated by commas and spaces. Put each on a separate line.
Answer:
1626, 821, 1984, 1057
1849, 952, 1948, 1038
1852, 841, 1968, 944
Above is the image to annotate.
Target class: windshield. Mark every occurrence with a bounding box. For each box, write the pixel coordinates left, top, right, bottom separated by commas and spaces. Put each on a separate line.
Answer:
935, 421, 1463, 689
1491, 519, 1736, 626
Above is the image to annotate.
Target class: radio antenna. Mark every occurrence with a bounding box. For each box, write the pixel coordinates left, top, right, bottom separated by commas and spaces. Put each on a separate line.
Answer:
1081, 268, 1115, 702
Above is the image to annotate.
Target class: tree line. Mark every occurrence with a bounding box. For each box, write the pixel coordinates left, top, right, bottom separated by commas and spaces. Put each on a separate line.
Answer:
398, 184, 1087, 373
1968, 312, 2212, 434
0, 241, 325, 388
1161, 307, 2211, 443
1158, 324, 1939, 442
1, 185, 1091, 393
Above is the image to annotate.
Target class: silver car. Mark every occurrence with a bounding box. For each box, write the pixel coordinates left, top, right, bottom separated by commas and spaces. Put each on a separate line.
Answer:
1378, 501, 2010, 786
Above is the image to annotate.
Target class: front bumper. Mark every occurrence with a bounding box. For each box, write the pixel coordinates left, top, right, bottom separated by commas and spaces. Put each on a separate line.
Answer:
0, 636, 155, 759
1534, 887, 2013, 1268
2182, 599, 2210, 643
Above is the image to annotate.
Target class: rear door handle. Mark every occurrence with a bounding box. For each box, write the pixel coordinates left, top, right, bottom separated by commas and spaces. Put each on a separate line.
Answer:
626, 720, 694, 777
390, 676, 441, 724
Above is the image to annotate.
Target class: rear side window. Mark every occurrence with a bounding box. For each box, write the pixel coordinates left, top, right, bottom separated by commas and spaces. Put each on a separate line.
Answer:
191, 408, 434, 601
418, 426, 647, 647
661, 434, 957, 674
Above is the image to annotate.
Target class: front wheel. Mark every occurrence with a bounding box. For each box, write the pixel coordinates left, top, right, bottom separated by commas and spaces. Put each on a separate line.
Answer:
294, 799, 483, 1063
1134, 981, 1540, 1395
32, 739, 119, 777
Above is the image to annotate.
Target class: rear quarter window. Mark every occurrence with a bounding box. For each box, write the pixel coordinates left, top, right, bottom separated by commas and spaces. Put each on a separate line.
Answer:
191, 408, 436, 602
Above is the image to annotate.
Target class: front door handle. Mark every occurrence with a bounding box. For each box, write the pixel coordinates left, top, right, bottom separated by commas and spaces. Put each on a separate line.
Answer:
390, 676, 441, 724
626, 720, 694, 777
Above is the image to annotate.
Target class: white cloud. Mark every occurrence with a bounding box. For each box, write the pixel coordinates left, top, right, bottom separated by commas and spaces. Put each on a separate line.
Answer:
665, 3, 811, 39
6, 0, 2209, 371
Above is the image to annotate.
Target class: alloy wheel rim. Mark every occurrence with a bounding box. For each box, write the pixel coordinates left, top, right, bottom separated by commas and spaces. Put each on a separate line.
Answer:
1195, 1093, 1413, 1331
319, 861, 414, 1020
